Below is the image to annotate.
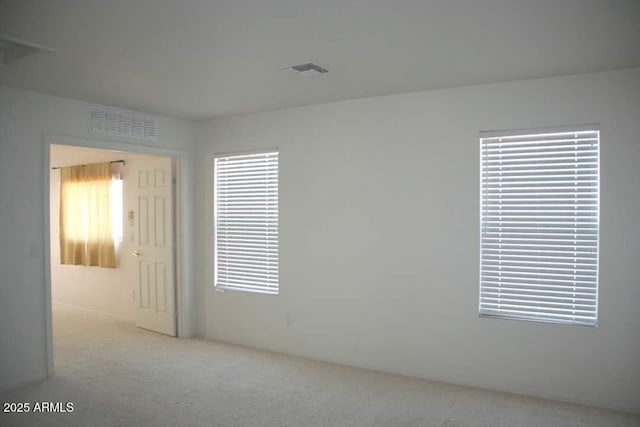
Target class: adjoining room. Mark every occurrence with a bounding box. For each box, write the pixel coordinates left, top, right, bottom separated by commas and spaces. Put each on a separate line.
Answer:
1, 1, 639, 426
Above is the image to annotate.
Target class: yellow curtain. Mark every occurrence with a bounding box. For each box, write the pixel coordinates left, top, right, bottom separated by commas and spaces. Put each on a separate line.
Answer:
59, 162, 116, 268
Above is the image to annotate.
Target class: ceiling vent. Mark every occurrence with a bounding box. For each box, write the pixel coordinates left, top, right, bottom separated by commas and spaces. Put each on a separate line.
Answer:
285, 62, 329, 76
90, 108, 157, 141
0, 34, 55, 67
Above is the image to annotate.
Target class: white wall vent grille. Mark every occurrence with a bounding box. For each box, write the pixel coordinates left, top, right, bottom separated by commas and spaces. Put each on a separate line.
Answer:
90, 108, 157, 141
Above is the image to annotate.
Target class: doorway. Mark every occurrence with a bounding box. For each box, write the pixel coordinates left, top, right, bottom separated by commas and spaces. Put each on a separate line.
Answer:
44, 136, 185, 375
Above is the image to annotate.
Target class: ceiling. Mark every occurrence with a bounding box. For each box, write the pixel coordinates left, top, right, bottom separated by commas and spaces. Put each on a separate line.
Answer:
1, 0, 639, 120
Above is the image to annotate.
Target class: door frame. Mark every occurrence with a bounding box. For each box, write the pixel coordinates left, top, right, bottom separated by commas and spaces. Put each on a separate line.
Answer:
43, 133, 188, 376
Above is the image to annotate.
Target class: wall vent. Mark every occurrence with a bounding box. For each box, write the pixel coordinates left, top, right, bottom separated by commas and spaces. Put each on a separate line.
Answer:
90, 108, 157, 141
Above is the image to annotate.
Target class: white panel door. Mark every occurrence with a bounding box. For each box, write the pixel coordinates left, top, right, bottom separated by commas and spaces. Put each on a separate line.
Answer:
131, 157, 176, 336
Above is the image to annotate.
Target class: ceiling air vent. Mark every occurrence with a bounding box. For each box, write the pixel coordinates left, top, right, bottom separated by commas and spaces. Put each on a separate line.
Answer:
90, 108, 157, 141
0, 34, 55, 67
285, 62, 329, 76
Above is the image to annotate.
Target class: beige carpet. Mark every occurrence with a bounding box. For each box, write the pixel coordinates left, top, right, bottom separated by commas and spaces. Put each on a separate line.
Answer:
1, 304, 638, 427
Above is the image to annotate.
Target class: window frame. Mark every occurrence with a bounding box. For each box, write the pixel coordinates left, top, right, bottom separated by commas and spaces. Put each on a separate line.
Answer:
213, 148, 280, 295
478, 125, 600, 327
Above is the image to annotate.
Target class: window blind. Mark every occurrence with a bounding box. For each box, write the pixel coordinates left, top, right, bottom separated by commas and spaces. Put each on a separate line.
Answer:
480, 126, 599, 326
214, 150, 279, 294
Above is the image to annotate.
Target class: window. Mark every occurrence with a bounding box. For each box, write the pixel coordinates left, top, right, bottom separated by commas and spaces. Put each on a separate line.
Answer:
214, 150, 279, 294
111, 176, 124, 244
59, 162, 119, 268
479, 126, 599, 326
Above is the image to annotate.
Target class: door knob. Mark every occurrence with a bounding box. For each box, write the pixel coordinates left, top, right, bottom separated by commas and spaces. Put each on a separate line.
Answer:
133, 250, 141, 257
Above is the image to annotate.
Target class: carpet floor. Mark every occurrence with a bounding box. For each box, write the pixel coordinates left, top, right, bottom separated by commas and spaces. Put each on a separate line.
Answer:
0, 303, 638, 427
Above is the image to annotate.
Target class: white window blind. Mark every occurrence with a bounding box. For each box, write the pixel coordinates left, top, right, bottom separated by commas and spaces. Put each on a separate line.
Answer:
214, 150, 279, 294
480, 126, 599, 326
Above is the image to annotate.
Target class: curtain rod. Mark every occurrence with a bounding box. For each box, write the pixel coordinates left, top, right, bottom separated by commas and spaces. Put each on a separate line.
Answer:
51, 160, 126, 170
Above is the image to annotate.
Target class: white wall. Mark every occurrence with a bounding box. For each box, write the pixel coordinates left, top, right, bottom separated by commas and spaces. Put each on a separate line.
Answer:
0, 86, 196, 392
196, 68, 640, 412
50, 145, 169, 322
